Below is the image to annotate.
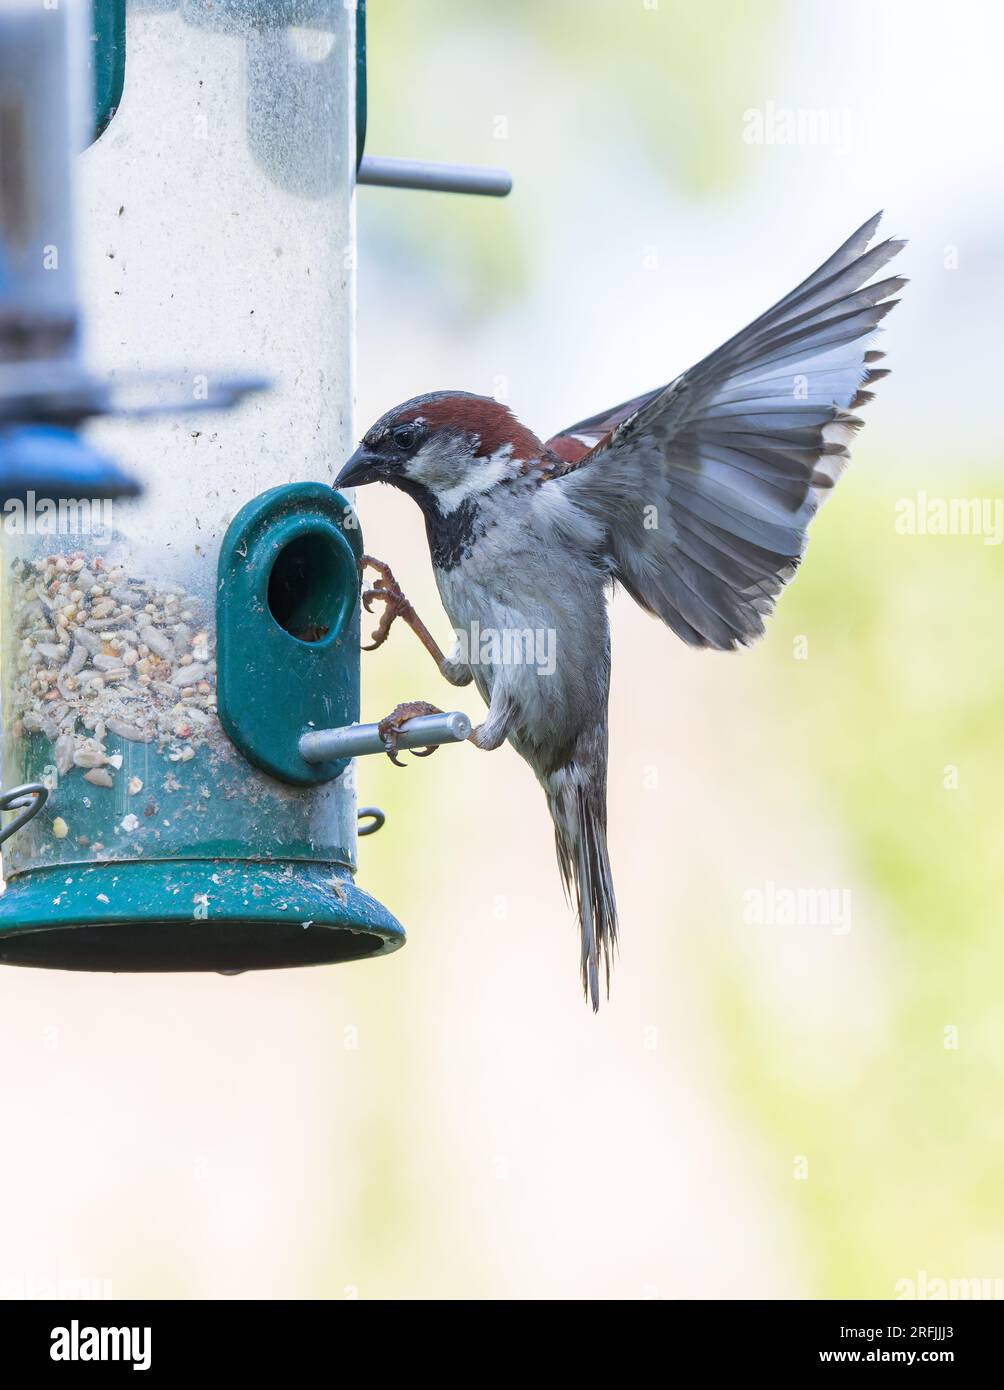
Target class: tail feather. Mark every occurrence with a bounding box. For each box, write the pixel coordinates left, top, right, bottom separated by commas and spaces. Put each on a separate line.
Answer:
546, 761, 618, 1010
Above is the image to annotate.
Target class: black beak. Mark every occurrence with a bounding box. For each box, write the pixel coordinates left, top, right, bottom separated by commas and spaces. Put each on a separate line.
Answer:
334, 446, 383, 490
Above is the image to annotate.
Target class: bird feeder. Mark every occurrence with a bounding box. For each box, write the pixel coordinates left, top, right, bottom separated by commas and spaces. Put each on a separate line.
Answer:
0, 0, 509, 972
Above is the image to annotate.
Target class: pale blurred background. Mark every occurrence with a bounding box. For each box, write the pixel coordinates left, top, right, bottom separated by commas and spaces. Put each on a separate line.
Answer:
2, 0, 1003, 1299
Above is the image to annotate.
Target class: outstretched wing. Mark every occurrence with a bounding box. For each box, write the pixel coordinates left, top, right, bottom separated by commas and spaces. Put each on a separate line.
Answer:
548, 212, 905, 650
546, 386, 664, 465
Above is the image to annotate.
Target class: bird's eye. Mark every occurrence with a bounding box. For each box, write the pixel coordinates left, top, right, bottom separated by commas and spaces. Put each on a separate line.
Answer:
392, 425, 417, 451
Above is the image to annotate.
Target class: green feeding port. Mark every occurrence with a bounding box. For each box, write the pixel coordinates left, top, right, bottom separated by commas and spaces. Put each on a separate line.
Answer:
217, 483, 362, 786
90, 0, 126, 144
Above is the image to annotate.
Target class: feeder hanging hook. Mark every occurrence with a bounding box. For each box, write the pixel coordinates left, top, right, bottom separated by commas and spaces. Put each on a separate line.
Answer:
0, 782, 49, 848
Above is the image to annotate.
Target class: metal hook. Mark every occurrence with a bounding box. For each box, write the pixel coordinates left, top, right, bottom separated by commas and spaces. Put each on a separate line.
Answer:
357, 806, 385, 837
0, 782, 49, 847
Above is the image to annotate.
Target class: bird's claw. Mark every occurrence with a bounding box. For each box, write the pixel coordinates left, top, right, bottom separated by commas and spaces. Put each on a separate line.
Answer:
377, 700, 444, 767
360, 555, 414, 652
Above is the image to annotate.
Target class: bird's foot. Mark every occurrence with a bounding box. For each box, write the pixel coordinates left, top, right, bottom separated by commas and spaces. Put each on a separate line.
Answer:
377, 700, 444, 767
361, 555, 415, 651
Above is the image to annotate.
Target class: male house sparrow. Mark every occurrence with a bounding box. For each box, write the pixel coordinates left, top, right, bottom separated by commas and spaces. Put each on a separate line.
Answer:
335, 213, 904, 1009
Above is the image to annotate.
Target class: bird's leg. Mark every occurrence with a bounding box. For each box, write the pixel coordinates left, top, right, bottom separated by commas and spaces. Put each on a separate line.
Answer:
361, 556, 471, 686
377, 700, 445, 768
467, 691, 516, 752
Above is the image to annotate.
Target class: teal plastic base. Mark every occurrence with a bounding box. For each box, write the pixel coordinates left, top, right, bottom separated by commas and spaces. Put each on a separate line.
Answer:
0, 860, 404, 973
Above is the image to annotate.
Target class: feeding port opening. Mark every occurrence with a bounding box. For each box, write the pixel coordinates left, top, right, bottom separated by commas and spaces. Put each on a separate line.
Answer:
267, 530, 349, 644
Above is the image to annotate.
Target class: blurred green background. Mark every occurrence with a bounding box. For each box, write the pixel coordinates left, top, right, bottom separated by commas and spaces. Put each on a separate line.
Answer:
1, 0, 1001, 1300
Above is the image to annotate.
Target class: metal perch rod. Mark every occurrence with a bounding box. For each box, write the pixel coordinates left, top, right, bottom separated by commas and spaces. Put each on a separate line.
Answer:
299, 711, 472, 764
357, 156, 512, 197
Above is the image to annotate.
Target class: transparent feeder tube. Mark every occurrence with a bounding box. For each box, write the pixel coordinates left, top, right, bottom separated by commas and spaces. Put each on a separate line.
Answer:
1, 1, 358, 874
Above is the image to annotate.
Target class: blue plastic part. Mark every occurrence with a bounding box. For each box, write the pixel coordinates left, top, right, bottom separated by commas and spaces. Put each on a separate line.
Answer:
0, 425, 140, 503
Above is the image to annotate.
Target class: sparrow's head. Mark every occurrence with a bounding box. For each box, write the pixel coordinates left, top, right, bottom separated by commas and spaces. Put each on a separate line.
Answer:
335, 391, 544, 516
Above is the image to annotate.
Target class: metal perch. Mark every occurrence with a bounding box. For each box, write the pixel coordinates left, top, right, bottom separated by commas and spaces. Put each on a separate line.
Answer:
357, 157, 512, 197
299, 711, 472, 764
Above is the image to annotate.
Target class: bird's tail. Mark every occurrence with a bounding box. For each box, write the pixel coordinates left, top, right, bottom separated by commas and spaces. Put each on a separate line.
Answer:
544, 759, 618, 1010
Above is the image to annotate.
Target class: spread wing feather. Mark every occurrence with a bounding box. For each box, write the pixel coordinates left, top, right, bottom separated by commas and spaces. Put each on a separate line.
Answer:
546, 212, 905, 649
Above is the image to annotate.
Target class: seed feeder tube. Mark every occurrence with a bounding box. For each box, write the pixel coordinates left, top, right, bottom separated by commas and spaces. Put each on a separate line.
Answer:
0, 1, 404, 972
0, 1, 507, 975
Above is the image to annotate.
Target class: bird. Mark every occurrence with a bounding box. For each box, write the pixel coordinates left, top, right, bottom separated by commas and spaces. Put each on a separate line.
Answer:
335, 212, 905, 1010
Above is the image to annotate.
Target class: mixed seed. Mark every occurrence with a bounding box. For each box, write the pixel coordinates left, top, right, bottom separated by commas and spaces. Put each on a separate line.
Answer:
8, 551, 218, 798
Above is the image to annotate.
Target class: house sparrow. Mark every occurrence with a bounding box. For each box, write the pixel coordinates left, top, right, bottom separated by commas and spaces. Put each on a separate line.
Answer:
335, 213, 905, 1009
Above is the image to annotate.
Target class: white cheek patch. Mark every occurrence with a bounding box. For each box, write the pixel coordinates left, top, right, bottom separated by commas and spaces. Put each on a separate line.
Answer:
404, 440, 519, 514
402, 439, 461, 494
